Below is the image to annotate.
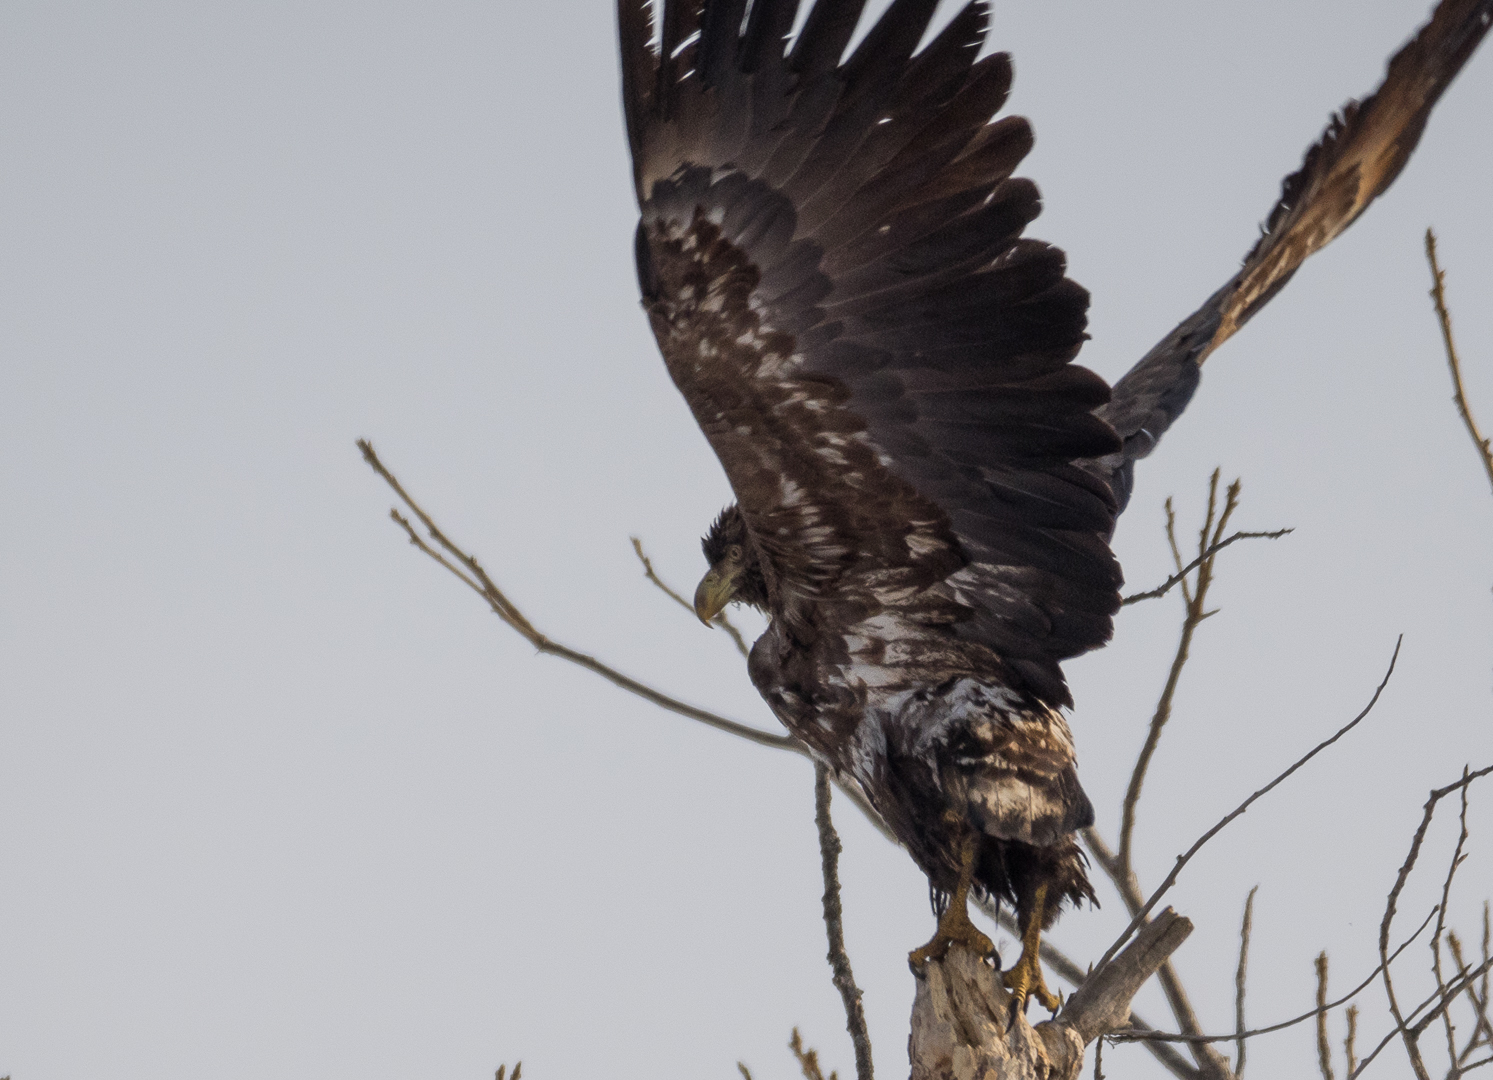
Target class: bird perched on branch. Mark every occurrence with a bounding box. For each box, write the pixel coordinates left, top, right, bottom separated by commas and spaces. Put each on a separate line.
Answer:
618, 0, 1491, 1012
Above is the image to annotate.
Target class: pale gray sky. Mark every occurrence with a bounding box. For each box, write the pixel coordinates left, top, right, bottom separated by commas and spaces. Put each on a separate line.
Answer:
2, 2, 1490, 1078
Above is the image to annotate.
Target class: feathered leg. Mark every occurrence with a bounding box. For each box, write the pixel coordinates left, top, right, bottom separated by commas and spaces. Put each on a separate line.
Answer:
908, 834, 994, 969
1002, 881, 1060, 1016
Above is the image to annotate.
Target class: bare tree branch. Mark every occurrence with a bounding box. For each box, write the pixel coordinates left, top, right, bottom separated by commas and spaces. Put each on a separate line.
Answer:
1109, 904, 1438, 1045
360, 440, 801, 754
1351, 956, 1493, 1078
1062, 910, 1198, 1047
630, 536, 751, 659
1432, 770, 1474, 1072
1235, 887, 1258, 1077
1085, 828, 1228, 1078
791, 1028, 837, 1080
1425, 229, 1493, 497
1379, 766, 1493, 1080
1451, 931, 1493, 1059
815, 763, 873, 1080
1451, 938, 1491, 1069
1094, 635, 1403, 976
1317, 952, 1337, 1080
1411, 959, 1493, 1038
1346, 1006, 1360, 1078
1121, 528, 1292, 607
1120, 472, 1237, 875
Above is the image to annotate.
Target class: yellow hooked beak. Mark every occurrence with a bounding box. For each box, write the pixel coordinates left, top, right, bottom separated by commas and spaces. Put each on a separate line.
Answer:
693, 566, 735, 626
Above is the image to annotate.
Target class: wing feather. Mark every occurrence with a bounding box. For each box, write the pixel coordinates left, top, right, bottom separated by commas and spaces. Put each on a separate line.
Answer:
623, 0, 1122, 705
1094, 0, 1493, 511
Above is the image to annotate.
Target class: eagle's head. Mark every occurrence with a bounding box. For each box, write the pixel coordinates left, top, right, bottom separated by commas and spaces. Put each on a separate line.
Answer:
695, 504, 769, 624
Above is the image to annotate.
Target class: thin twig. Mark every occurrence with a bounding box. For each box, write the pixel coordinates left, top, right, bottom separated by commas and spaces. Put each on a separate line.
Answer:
1410, 958, 1493, 1038
1119, 472, 1238, 875
1350, 957, 1493, 1079
1452, 927, 1493, 1055
1108, 904, 1438, 1045
1379, 766, 1493, 1080
1235, 887, 1258, 1077
1479, 905, 1493, 1059
1425, 229, 1493, 497
1121, 528, 1293, 606
630, 536, 750, 659
1451, 933, 1493, 1065
790, 1028, 836, 1080
815, 764, 873, 1080
1317, 952, 1336, 1080
393, 503, 796, 751
1085, 829, 1230, 1078
1093, 635, 1403, 976
360, 440, 798, 753
1484, 904, 1490, 1035
1431, 769, 1474, 1071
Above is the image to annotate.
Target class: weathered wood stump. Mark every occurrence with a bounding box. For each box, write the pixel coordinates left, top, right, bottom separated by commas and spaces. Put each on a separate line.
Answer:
910, 908, 1194, 1080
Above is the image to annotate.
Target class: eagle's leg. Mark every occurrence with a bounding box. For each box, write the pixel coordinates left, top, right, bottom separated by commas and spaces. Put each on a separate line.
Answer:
1002, 882, 1061, 1015
908, 834, 994, 969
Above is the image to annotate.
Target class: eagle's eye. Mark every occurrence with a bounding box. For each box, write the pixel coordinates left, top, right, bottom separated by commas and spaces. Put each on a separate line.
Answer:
728, 544, 743, 562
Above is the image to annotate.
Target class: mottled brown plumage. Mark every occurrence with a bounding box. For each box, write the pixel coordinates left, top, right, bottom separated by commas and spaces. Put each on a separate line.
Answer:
619, 0, 1492, 999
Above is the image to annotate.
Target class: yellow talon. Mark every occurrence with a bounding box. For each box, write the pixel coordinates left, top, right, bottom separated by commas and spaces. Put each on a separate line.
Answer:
1002, 883, 1061, 1016
909, 835, 995, 969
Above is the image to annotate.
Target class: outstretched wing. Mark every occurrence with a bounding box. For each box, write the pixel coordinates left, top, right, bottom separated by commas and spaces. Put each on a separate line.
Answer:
622, 0, 1123, 705
1093, 0, 1493, 511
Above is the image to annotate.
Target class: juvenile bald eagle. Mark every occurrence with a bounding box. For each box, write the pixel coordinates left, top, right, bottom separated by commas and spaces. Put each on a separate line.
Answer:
619, 0, 1490, 1010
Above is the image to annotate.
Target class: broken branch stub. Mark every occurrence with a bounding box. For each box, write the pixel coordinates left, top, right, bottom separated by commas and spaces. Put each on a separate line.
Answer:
910, 909, 1194, 1080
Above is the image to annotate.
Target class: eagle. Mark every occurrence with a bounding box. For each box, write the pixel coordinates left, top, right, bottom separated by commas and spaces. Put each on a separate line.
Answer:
618, 0, 1491, 1011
